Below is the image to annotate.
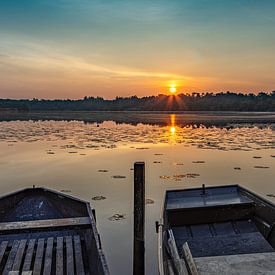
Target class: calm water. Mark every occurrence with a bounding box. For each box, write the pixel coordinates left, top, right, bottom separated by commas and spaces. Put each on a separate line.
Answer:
0, 113, 274, 274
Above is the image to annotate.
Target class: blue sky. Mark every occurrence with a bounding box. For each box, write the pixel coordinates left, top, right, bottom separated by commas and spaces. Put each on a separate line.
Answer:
0, 0, 275, 98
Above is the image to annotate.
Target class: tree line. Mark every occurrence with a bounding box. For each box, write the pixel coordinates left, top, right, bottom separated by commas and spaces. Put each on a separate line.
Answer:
0, 92, 274, 111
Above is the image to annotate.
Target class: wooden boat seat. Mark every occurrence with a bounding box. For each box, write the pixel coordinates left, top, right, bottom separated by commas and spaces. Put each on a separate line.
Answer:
166, 186, 256, 225
0, 235, 86, 274
0, 217, 90, 232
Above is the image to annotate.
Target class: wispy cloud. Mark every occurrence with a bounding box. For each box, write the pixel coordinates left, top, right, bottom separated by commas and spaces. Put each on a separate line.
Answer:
0, 35, 188, 81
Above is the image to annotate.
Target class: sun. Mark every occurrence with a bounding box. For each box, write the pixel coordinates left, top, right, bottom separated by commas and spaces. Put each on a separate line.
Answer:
169, 86, 177, 94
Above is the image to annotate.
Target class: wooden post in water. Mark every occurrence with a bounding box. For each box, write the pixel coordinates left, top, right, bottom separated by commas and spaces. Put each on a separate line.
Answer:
133, 162, 145, 275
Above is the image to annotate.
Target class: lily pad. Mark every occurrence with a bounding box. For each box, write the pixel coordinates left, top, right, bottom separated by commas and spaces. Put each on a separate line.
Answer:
146, 198, 154, 204
112, 175, 126, 179
108, 214, 126, 221
92, 196, 106, 201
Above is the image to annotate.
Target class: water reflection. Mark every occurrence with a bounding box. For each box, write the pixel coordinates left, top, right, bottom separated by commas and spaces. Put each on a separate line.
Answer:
0, 111, 274, 128
0, 117, 274, 152
0, 113, 274, 275
170, 114, 176, 134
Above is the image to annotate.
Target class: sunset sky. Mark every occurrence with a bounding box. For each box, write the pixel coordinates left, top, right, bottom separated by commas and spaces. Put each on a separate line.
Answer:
1, 0, 275, 99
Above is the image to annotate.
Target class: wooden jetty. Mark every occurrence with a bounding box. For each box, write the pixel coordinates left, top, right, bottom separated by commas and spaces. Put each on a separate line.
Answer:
0, 187, 109, 275
157, 185, 275, 274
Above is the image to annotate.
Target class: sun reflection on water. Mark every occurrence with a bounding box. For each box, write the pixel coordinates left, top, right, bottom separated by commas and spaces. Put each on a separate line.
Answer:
169, 114, 178, 144
170, 126, 176, 134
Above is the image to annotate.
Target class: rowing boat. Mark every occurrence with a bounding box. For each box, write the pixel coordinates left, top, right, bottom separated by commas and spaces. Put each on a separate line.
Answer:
157, 185, 275, 274
0, 187, 109, 275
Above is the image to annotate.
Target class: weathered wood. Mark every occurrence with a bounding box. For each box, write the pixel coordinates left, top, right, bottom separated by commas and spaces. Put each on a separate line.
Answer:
33, 238, 45, 275
9, 271, 32, 275
3, 240, 20, 275
182, 242, 198, 275
73, 235, 85, 275
133, 162, 145, 275
12, 239, 27, 271
0, 217, 90, 232
0, 187, 109, 275
66, 236, 74, 275
56, 237, 64, 275
22, 239, 36, 271
167, 229, 188, 275
43, 237, 54, 275
0, 241, 8, 266
195, 252, 275, 274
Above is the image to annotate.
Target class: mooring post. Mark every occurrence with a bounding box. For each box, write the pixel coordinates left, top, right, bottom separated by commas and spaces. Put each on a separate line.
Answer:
133, 162, 145, 275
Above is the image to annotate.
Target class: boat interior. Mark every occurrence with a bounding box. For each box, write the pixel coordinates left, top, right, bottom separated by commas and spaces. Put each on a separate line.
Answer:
162, 185, 275, 274
0, 188, 108, 275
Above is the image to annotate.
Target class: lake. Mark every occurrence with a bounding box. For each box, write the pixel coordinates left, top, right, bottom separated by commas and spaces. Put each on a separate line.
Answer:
0, 112, 274, 274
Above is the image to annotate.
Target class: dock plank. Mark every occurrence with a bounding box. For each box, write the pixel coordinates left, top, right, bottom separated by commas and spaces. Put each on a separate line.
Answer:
33, 238, 45, 275
22, 239, 36, 271
43, 237, 54, 275
12, 239, 27, 271
3, 240, 20, 275
73, 235, 85, 275
66, 236, 74, 275
56, 237, 64, 275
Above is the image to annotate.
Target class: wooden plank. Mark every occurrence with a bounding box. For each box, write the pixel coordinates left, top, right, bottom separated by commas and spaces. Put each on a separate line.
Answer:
65, 236, 74, 275
73, 235, 85, 275
56, 237, 64, 275
167, 229, 188, 275
3, 240, 20, 275
22, 239, 36, 271
12, 239, 27, 271
43, 237, 54, 275
0, 217, 90, 232
8, 272, 19, 275
195, 252, 275, 275
0, 241, 8, 266
22, 272, 33, 275
182, 242, 199, 275
33, 238, 45, 275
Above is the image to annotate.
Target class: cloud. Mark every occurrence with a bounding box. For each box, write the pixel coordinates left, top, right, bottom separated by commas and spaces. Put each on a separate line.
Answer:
0, 34, 189, 82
